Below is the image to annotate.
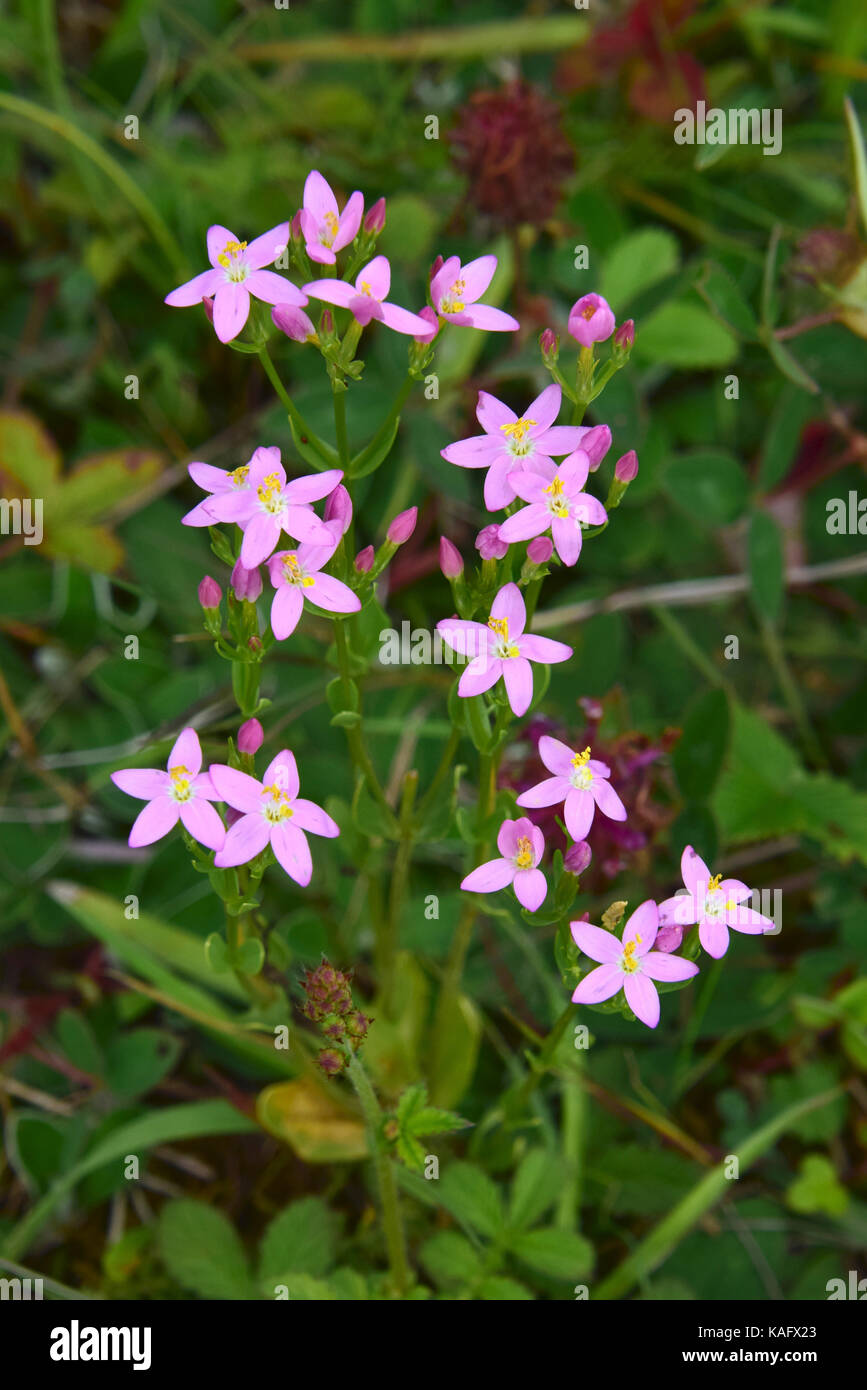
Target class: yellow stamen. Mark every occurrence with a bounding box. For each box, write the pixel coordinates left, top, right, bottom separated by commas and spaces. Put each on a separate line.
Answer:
501, 417, 537, 443
581, 303, 596, 321
229, 464, 249, 486
544, 475, 571, 517
571, 747, 591, 768
282, 554, 315, 587
488, 615, 519, 658
262, 783, 294, 822
441, 278, 466, 314
359, 280, 374, 297
621, 935, 642, 973
515, 836, 534, 870
216, 239, 247, 270
169, 764, 191, 801
322, 211, 339, 246
257, 470, 282, 506
708, 873, 722, 892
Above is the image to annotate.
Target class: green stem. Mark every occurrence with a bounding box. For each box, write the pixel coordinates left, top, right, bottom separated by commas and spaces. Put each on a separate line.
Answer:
345, 1052, 410, 1295
382, 771, 418, 1014
757, 614, 827, 768
257, 345, 332, 465
333, 619, 393, 819
350, 373, 415, 476
332, 386, 350, 469
555, 1052, 586, 1232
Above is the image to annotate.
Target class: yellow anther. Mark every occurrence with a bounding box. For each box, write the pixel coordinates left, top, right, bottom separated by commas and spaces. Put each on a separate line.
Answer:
515, 836, 534, 869
571, 747, 591, 768
359, 280, 374, 296
217, 239, 247, 269
708, 873, 722, 892
262, 783, 293, 821
168, 764, 191, 801
501, 417, 537, 442
581, 303, 596, 321
282, 554, 315, 587
621, 936, 641, 973
322, 211, 339, 245
488, 616, 509, 640
229, 464, 249, 486
257, 471, 282, 505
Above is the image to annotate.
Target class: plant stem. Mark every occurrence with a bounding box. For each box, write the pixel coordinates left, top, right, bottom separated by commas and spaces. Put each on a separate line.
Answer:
382, 771, 418, 1014
556, 1052, 586, 1232
332, 385, 350, 469
257, 345, 332, 465
345, 1052, 410, 1295
333, 619, 393, 819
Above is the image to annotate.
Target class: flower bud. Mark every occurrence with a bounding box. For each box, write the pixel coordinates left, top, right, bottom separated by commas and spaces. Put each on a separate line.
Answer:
355, 545, 375, 573
325, 483, 353, 536
318, 1048, 345, 1077
564, 841, 592, 876
615, 449, 639, 483
290, 210, 303, 241
238, 717, 263, 755
614, 318, 635, 353
430, 254, 444, 283
231, 559, 263, 601
567, 292, 616, 347
387, 506, 418, 545
527, 535, 553, 564
540, 327, 559, 364
202, 296, 215, 325
319, 308, 335, 337
475, 523, 508, 560
439, 536, 464, 579
198, 576, 221, 610
575, 422, 612, 472
364, 197, 386, 234
272, 303, 316, 343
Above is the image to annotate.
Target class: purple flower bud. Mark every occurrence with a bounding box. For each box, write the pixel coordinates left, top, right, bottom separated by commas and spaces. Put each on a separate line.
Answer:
564, 841, 592, 876
430, 254, 444, 282
355, 545, 375, 573
614, 319, 635, 351
575, 423, 612, 473
540, 327, 559, 362
272, 303, 316, 342
567, 292, 616, 347
364, 197, 386, 234
387, 506, 418, 545
202, 296, 215, 325
527, 536, 553, 564
290, 210, 303, 240
324, 483, 353, 536
655, 924, 684, 954
237, 717, 263, 755
615, 449, 639, 483
231, 559, 263, 601
475, 523, 508, 560
320, 308, 334, 336
198, 575, 221, 610
439, 536, 464, 579
414, 305, 439, 344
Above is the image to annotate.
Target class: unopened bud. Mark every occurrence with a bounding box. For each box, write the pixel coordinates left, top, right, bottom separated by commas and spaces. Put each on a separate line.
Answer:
430, 254, 444, 283
231, 559, 262, 602
355, 545, 375, 573
387, 506, 417, 545
564, 841, 592, 876
238, 718, 263, 755
290, 210, 303, 240
364, 197, 386, 234
475, 524, 508, 561
615, 449, 638, 483
198, 576, 221, 610
272, 303, 316, 343
439, 536, 464, 579
540, 328, 559, 364
527, 536, 553, 564
614, 318, 635, 352
325, 483, 353, 536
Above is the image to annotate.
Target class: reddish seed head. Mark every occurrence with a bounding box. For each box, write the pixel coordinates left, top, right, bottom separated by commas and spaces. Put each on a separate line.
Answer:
318, 1048, 344, 1076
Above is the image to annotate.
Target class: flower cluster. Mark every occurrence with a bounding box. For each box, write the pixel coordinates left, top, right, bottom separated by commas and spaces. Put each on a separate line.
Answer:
299, 959, 371, 1076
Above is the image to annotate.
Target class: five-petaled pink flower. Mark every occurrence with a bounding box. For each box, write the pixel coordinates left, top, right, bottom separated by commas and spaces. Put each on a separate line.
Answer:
299, 170, 364, 266
499, 450, 607, 566
441, 384, 584, 511
197, 447, 342, 569
266, 526, 361, 640
657, 845, 775, 959
437, 582, 571, 717
461, 817, 547, 911
165, 223, 306, 343
111, 728, 225, 852
304, 255, 432, 336
567, 293, 616, 348
516, 736, 627, 840
211, 750, 339, 885
430, 255, 519, 333
571, 901, 699, 1029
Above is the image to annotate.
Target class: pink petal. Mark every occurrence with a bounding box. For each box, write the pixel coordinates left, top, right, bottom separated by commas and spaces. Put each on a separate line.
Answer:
514, 867, 547, 911
304, 170, 338, 222
244, 222, 291, 271
658, 893, 697, 926
476, 391, 517, 434
246, 270, 306, 306
179, 799, 225, 852
725, 905, 774, 934
168, 728, 203, 776
306, 574, 361, 615
165, 268, 221, 306
209, 764, 264, 813
283, 506, 334, 546
498, 505, 550, 544
206, 490, 255, 524
552, 516, 581, 567
191, 772, 220, 801
681, 844, 711, 896
271, 822, 313, 885
572, 962, 622, 1005
539, 736, 574, 777
641, 951, 700, 983
570, 922, 622, 963
490, 582, 526, 636
459, 305, 519, 332
355, 254, 390, 300
573, 494, 607, 527
334, 191, 364, 250
503, 657, 534, 716
111, 769, 168, 800
458, 254, 497, 303
497, 819, 521, 858
516, 776, 568, 809
270, 585, 304, 640
458, 655, 502, 698
430, 255, 461, 307
182, 499, 220, 527
215, 813, 270, 867
188, 461, 234, 493
525, 383, 561, 433
303, 278, 357, 309
441, 435, 503, 468
241, 513, 281, 568
436, 619, 490, 659
508, 472, 548, 505
557, 449, 591, 492
516, 635, 572, 664
719, 878, 751, 904
698, 916, 730, 958
539, 429, 586, 459
623, 899, 658, 954
624, 973, 660, 1029
207, 225, 238, 267
592, 778, 627, 822
291, 798, 339, 838
483, 455, 520, 510
564, 788, 595, 841
263, 750, 300, 798
213, 282, 250, 343
128, 798, 179, 848
284, 469, 344, 503
379, 300, 434, 336
461, 857, 515, 893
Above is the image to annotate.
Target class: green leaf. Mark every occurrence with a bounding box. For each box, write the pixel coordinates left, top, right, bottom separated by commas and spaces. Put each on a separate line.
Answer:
672, 688, 730, 802
748, 510, 785, 621
438, 1162, 505, 1240
479, 1276, 534, 1300
694, 262, 760, 339
104, 1029, 181, 1100
786, 1154, 850, 1217
287, 414, 340, 472
158, 1199, 257, 1300
348, 415, 400, 479
258, 1197, 339, 1286
665, 451, 749, 525
420, 1231, 484, 1288
600, 228, 680, 312
636, 302, 738, 368
509, 1226, 594, 1280
508, 1149, 561, 1231
845, 97, 867, 240
54, 1009, 103, 1077
756, 384, 815, 490
426, 992, 482, 1108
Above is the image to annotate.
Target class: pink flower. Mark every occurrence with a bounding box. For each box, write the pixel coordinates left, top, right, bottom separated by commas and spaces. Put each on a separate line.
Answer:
441, 385, 582, 511
387, 506, 417, 544
437, 582, 572, 717
211, 750, 339, 885
413, 306, 440, 344
430, 254, 519, 332
266, 527, 361, 640
111, 728, 225, 852
571, 901, 699, 1029
304, 256, 432, 336
298, 171, 364, 266
165, 223, 306, 343
567, 293, 616, 348
231, 559, 263, 602
197, 448, 342, 569
499, 450, 607, 566
461, 816, 547, 911
475, 524, 508, 560
658, 845, 775, 959
615, 449, 639, 483
516, 736, 627, 840
272, 303, 316, 342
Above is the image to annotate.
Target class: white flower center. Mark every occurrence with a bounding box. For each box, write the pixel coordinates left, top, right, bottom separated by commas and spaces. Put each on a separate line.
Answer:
168, 765, 194, 803
487, 616, 519, 659
261, 783, 294, 824
218, 239, 249, 283
620, 937, 642, 974
569, 747, 593, 790
514, 835, 534, 870
281, 554, 315, 588
256, 471, 286, 516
